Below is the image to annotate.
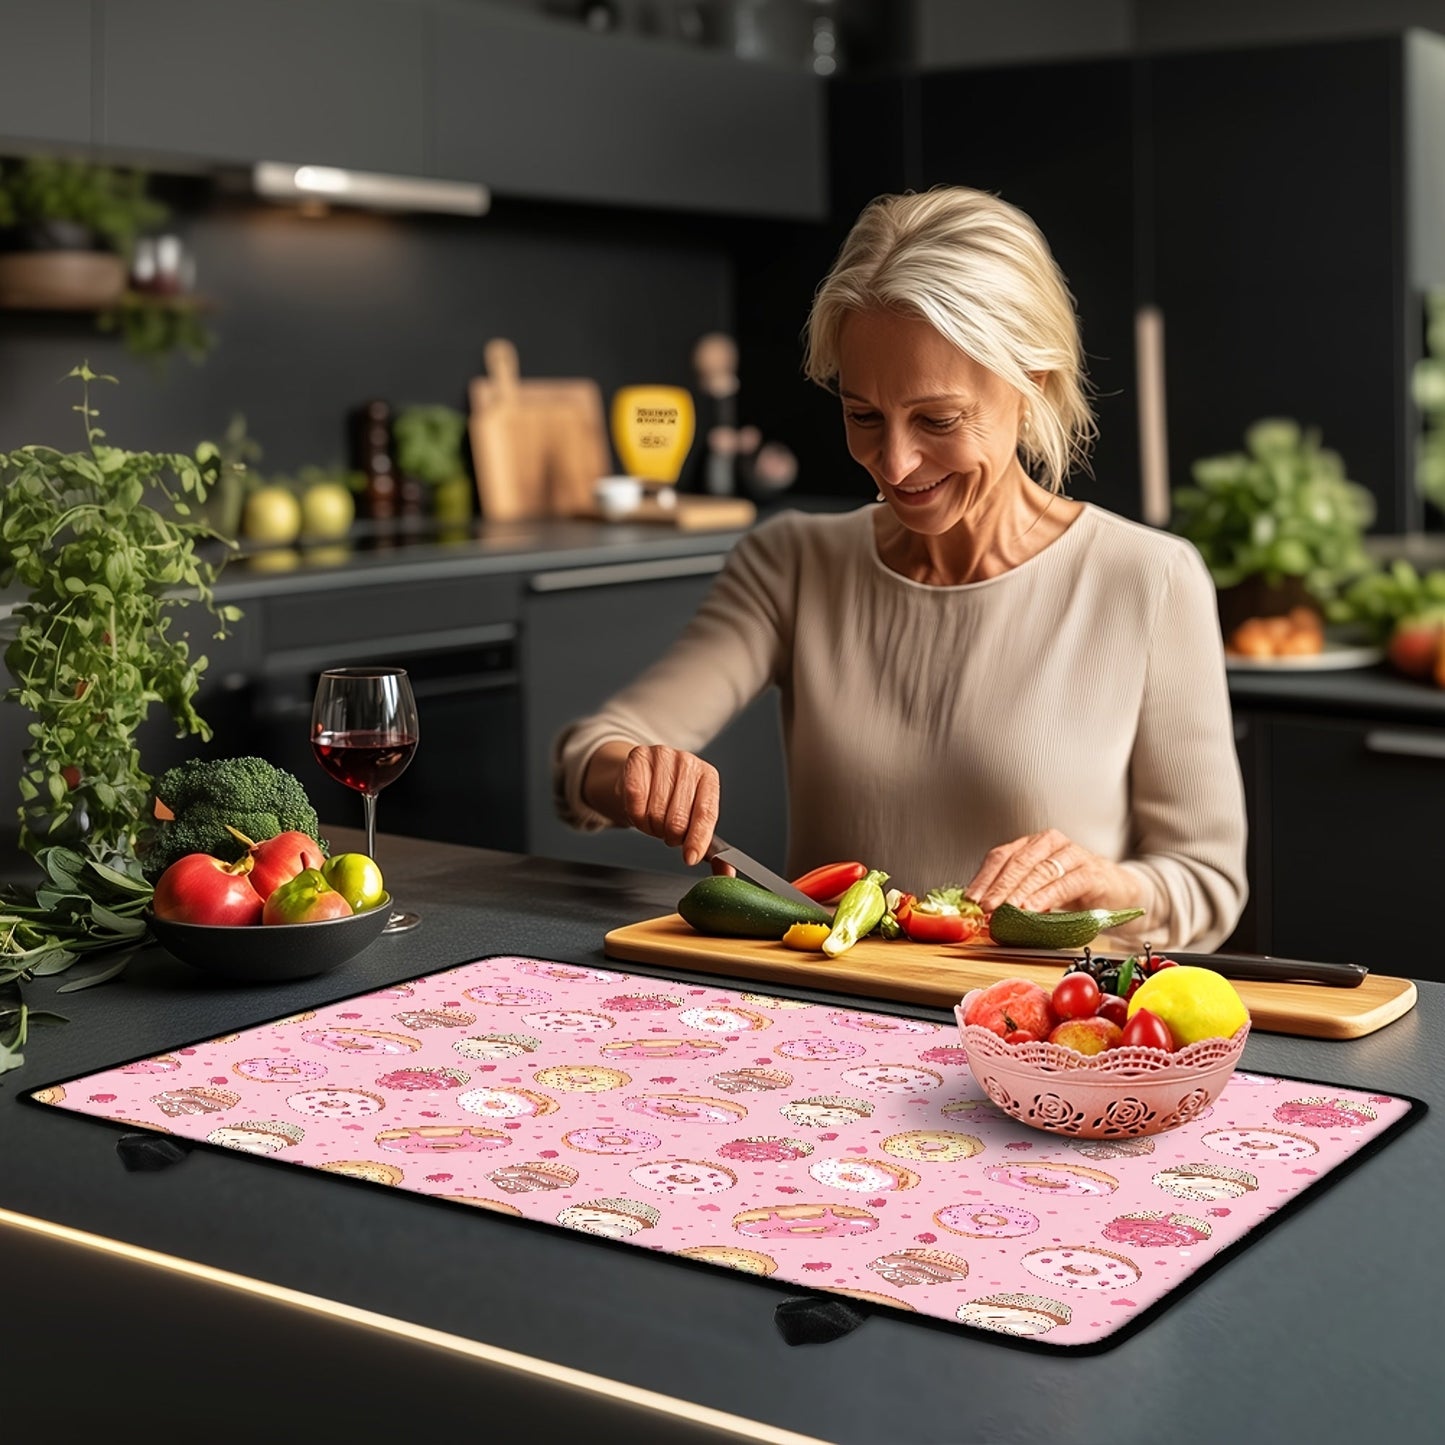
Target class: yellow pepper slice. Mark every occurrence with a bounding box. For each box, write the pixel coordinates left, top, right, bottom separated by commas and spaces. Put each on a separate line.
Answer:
782, 922, 831, 952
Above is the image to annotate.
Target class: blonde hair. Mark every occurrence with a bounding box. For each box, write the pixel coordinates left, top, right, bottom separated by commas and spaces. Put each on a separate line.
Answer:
803, 187, 1096, 493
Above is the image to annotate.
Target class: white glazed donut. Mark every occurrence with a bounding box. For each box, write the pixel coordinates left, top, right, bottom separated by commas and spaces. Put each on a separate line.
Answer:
285, 1088, 385, 1119
1201, 1127, 1319, 1162
984, 1162, 1117, 1196
463, 984, 553, 1007
808, 1157, 918, 1193
828, 1011, 939, 1035
520, 1009, 616, 1033
777, 1037, 868, 1062
456, 1086, 557, 1119
935, 1200, 1040, 1238
676, 1006, 772, 1033
628, 1158, 738, 1196
839, 1063, 945, 1093
1021, 1245, 1141, 1292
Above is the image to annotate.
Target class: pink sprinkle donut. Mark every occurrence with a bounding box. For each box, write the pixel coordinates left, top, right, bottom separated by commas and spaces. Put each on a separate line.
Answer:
602, 993, 685, 1012
717, 1135, 814, 1164
777, 1038, 867, 1062
1022, 1245, 1141, 1292
918, 1045, 970, 1068
120, 1056, 180, 1075
564, 1126, 662, 1155
1201, 1128, 1319, 1163
463, 985, 553, 1008
600, 1038, 727, 1062
285, 1088, 385, 1120
375, 1125, 510, 1155
1102, 1211, 1212, 1248
233, 1057, 328, 1084
622, 1093, 746, 1124
828, 1011, 939, 1035
374, 1066, 469, 1092
302, 1027, 418, 1055
936, 1201, 1040, 1239
629, 1158, 738, 1196
1272, 1097, 1379, 1129
985, 1163, 1118, 1197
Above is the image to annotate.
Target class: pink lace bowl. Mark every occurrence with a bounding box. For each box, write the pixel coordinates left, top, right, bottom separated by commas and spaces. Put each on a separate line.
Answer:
955, 992, 1249, 1140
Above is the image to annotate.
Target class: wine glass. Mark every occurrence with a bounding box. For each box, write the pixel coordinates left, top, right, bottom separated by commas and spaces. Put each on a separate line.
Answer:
311, 666, 420, 934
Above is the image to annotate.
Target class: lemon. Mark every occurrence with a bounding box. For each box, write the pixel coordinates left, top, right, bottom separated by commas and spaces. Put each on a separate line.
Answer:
1128, 966, 1249, 1045
782, 922, 831, 952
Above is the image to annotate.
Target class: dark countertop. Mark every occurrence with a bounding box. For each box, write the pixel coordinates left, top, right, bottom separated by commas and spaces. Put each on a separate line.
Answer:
2, 831, 1440, 1444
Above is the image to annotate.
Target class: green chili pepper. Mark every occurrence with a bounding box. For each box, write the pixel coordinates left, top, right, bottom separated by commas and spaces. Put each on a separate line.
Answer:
821, 869, 889, 958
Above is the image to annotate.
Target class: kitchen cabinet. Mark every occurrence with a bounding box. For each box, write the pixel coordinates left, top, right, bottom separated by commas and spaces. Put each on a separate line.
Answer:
430, 1, 825, 219
0, 0, 92, 147
1265, 714, 1445, 982
98, 0, 428, 174
521, 553, 788, 875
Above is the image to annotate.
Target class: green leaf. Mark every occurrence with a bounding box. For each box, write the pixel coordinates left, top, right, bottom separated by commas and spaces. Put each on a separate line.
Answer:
56, 951, 134, 992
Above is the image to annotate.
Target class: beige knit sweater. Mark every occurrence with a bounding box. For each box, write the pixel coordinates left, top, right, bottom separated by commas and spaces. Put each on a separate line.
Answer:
553, 504, 1247, 951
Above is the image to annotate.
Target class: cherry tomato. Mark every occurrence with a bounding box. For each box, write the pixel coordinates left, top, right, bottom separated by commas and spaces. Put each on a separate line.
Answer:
1095, 994, 1129, 1028
1121, 1007, 1175, 1052
1050, 972, 1102, 1021
1153, 958, 1179, 970
1004, 1029, 1038, 1045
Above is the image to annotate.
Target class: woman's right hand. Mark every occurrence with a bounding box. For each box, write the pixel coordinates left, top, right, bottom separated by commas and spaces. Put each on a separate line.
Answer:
616, 745, 723, 867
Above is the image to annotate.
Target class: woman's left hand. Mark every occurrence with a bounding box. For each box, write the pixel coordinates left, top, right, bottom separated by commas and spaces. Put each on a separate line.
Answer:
967, 828, 1142, 914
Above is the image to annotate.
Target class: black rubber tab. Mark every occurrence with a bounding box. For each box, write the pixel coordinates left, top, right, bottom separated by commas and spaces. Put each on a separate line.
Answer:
116, 1133, 192, 1172
774, 1294, 871, 1345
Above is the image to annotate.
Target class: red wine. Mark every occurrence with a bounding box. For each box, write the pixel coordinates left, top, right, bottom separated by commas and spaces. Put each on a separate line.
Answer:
312, 730, 418, 795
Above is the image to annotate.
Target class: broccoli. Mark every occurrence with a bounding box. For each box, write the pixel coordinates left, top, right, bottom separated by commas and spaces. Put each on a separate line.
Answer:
142, 756, 326, 881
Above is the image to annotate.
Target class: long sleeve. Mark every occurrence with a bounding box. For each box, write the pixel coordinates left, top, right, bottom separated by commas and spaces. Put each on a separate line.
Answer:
1118, 543, 1249, 951
551, 514, 800, 831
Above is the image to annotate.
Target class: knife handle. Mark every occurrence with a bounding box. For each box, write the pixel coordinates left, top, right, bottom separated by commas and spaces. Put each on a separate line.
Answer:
1200, 953, 1367, 988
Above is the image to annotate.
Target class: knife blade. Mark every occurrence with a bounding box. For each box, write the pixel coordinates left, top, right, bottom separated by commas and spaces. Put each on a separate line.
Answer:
703, 836, 825, 914
959, 945, 1368, 988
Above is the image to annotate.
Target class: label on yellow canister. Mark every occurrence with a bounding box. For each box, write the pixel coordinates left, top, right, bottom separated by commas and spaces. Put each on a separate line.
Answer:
611, 385, 696, 484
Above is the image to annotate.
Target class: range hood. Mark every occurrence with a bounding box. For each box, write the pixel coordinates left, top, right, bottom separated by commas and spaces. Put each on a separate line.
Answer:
250, 162, 489, 216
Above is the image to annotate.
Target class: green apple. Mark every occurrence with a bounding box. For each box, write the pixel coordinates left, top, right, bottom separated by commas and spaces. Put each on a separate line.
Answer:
262, 868, 353, 924
301, 481, 355, 541
321, 852, 386, 912
242, 485, 302, 545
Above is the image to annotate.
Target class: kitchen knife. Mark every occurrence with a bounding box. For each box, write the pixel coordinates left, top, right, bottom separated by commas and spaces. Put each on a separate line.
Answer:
960, 945, 1368, 988
703, 836, 825, 914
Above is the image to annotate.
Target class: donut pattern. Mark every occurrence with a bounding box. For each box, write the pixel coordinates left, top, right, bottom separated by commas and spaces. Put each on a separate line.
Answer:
39, 954, 1412, 1350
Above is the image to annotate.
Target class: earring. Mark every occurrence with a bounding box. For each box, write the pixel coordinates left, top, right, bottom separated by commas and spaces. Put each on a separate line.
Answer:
1021, 409, 1032, 436
875, 490, 885, 502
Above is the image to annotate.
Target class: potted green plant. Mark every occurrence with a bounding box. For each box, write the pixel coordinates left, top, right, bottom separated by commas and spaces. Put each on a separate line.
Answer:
1170, 419, 1376, 633
0, 155, 166, 310
393, 404, 474, 527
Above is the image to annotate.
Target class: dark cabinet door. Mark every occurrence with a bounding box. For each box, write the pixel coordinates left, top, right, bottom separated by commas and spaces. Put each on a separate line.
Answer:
523, 555, 787, 875
0, 0, 92, 145
1222, 709, 1268, 955
918, 58, 1142, 521
100, 0, 427, 174
431, 3, 825, 218
1148, 40, 1408, 531
1268, 716, 1444, 981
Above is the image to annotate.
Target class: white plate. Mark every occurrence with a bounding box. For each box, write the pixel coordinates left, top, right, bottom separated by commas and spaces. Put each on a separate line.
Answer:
1225, 637, 1384, 671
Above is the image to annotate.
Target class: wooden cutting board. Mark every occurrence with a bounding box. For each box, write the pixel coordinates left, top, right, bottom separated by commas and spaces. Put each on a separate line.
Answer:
569, 493, 758, 531
469, 339, 611, 521
603, 914, 1418, 1041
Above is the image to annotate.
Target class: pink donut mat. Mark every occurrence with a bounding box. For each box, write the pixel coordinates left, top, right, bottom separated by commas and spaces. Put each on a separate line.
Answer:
25, 955, 1422, 1350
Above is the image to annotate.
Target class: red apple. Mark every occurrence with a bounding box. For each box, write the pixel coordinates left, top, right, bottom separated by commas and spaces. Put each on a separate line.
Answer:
1387, 612, 1445, 679
225, 826, 325, 903
262, 868, 353, 925
963, 979, 1055, 1040
1047, 1016, 1124, 1056
152, 853, 264, 926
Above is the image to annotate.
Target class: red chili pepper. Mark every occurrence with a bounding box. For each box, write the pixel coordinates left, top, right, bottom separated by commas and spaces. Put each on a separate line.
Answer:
791, 861, 868, 904
902, 904, 969, 945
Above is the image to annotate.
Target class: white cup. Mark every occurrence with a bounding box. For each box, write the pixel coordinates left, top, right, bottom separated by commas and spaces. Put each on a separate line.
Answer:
594, 475, 644, 521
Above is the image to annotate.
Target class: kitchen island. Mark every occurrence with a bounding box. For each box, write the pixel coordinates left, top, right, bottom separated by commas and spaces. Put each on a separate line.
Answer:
1, 830, 1439, 1445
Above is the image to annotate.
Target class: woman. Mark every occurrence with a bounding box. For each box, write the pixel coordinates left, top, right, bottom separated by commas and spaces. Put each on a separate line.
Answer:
554, 188, 1246, 951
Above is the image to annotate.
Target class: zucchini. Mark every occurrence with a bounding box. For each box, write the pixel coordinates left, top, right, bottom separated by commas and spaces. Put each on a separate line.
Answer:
988, 902, 1145, 950
677, 876, 832, 939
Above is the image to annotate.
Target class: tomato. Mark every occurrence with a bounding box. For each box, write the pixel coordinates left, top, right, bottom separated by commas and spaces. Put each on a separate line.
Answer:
1050, 972, 1101, 1020
1095, 994, 1130, 1029
1120, 1007, 1176, 1052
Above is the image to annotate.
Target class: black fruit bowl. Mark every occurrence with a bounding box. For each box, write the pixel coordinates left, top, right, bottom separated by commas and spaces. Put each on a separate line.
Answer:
146, 894, 392, 983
